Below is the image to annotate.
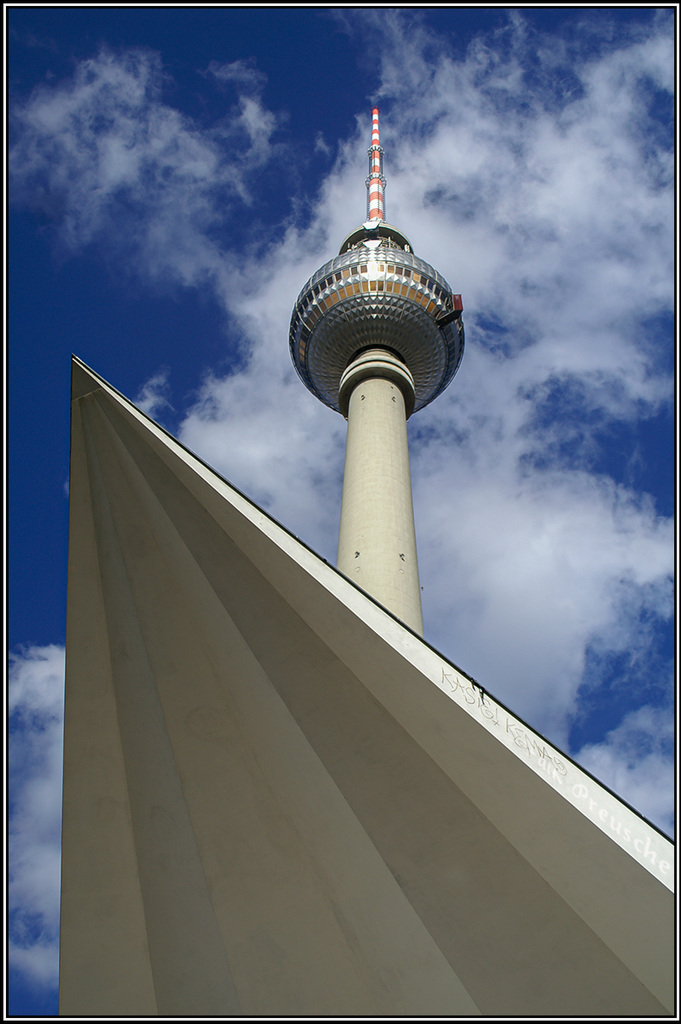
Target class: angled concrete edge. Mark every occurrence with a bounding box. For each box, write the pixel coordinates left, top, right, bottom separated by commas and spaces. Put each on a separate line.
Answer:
62, 355, 675, 1015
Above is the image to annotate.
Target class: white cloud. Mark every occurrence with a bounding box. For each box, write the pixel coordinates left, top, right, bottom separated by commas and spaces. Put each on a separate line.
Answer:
314, 132, 331, 157
204, 57, 268, 95
8, 645, 65, 992
576, 705, 674, 837
9, 47, 283, 293
413, 424, 673, 742
134, 368, 172, 420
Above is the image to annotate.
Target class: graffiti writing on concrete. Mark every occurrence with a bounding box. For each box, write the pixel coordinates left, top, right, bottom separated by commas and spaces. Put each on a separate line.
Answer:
439, 667, 672, 887
440, 668, 566, 783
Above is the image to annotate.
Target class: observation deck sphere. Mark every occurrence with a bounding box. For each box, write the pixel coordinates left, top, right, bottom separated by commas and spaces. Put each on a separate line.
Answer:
289, 222, 464, 415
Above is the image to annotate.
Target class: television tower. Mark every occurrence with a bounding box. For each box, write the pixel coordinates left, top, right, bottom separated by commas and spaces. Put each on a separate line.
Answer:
290, 108, 464, 633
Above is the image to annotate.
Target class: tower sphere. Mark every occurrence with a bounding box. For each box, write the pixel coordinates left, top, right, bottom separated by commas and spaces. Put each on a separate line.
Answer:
289, 107, 464, 417
289, 219, 465, 416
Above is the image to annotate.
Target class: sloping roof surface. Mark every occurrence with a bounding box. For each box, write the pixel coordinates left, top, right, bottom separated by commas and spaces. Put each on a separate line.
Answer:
61, 357, 674, 1015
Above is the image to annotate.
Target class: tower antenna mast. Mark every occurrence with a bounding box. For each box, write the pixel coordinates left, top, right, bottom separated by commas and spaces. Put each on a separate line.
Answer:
366, 107, 386, 222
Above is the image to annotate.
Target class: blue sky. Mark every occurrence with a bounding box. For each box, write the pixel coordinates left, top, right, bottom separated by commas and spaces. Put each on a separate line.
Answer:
7, 6, 675, 1015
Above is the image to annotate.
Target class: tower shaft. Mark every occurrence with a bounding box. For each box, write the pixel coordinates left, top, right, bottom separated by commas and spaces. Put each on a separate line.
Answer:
337, 349, 423, 634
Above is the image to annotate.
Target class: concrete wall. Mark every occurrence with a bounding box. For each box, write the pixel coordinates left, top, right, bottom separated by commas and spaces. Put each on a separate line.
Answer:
60, 358, 674, 1016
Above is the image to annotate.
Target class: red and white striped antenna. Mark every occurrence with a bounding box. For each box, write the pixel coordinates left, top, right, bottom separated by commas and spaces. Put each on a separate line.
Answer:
365, 107, 386, 221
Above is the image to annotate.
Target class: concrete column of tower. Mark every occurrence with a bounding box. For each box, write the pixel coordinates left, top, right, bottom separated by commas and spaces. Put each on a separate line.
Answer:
337, 348, 423, 634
